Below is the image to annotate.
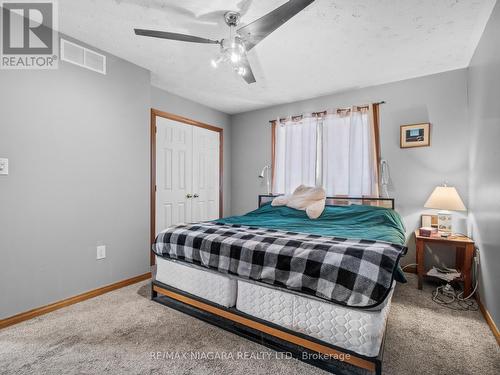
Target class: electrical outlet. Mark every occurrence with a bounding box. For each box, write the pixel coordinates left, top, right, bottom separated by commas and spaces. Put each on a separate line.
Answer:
96, 245, 106, 260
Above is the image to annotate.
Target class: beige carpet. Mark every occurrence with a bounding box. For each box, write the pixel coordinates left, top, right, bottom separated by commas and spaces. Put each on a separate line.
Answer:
0, 274, 498, 375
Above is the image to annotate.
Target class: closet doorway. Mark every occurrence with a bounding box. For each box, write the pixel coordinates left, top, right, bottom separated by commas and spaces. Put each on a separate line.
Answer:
150, 109, 223, 265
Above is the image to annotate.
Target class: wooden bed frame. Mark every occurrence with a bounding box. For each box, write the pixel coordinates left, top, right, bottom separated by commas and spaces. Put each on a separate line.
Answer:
151, 195, 396, 375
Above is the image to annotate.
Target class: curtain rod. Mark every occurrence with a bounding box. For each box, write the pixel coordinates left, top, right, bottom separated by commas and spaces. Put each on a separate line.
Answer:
268, 101, 386, 124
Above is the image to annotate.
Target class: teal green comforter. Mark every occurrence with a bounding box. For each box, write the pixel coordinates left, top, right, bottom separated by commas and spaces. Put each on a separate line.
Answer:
217, 202, 407, 282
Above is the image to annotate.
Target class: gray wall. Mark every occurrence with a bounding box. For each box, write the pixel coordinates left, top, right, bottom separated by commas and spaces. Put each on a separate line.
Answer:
0, 40, 231, 319
467, 1, 500, 328
0, 41, 151, 319
230, 69, 470, 266
150, 87, 231, 217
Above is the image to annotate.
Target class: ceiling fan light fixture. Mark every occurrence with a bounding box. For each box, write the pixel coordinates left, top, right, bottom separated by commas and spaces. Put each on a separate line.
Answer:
237, 66, 246, 76
211, 56, 223, 68
232, 38, 245, 53
230, 52, 241, 63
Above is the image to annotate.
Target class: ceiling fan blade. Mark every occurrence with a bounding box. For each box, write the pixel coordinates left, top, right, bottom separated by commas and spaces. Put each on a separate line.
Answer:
134, 29, 220, 44
240, 53, 256, 84
237, 0, 315, 51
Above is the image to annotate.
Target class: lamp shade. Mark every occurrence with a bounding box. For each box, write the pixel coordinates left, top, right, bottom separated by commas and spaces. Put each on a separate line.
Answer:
424, 186, 466, 211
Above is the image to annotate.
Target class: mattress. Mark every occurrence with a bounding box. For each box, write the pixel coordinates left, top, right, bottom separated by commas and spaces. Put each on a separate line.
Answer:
155, 256, 237, 308
236, 280, 396, 357
155, 254, 395, 357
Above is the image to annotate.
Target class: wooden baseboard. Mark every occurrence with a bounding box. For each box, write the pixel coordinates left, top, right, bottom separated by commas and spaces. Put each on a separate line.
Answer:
476, 295, 500, 346
0, 272, 151, 330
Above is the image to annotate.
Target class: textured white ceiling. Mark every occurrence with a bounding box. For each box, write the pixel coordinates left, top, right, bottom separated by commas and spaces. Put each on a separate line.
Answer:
59, 0, 497, 114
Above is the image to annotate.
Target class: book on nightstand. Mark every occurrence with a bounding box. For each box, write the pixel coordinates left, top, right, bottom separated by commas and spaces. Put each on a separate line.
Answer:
419, 227, 438, 237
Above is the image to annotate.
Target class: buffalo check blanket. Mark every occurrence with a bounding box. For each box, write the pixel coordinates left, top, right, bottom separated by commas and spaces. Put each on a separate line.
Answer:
152, 222, 407, 308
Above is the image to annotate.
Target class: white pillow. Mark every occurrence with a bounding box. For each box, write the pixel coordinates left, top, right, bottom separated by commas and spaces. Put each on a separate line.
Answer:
271, 185, 326, 219
271, 195, 290, 206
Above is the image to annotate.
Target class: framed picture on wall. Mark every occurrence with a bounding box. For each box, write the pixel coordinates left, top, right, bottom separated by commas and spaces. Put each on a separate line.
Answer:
400, 123, 430, 148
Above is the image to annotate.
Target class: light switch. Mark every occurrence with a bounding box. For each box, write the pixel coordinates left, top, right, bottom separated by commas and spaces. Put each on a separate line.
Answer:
96, 245, 106, 260
0, 158, 8, 175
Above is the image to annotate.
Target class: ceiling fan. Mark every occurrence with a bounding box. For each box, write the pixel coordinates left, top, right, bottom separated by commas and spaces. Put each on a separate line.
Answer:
134, 0, 315, 84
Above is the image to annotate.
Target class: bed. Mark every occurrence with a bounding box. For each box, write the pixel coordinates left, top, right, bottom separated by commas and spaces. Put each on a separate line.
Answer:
151, 195, 407, 375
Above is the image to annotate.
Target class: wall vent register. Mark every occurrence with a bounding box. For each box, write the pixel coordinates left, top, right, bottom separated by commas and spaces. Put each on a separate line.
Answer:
60, 39, 107, 75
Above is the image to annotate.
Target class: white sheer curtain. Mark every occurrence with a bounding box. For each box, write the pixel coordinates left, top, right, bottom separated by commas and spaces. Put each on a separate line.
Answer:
273, 117, 317, 194
322, 109, 379, 197
272, 107, 379, 197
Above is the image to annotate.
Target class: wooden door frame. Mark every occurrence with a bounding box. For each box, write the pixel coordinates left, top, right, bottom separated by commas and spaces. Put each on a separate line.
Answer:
150, 108, 223, 266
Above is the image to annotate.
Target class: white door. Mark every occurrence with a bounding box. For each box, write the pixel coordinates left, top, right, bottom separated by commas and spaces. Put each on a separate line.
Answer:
192, 126, 220, 222
155, 118, 220, 234
156, 117, 193, 234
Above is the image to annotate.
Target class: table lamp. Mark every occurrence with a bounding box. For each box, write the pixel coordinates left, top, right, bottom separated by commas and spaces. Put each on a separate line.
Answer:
424, 184, 466, 237
258, 165, 271, 195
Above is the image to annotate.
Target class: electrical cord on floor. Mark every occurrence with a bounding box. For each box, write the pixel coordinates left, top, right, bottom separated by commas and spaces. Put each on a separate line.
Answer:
401, 263, 417, 271
432, 284, 478, 311
431, 247, 480, 311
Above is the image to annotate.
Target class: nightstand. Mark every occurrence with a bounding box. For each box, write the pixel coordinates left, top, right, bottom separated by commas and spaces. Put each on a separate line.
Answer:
414, 230, 475, 296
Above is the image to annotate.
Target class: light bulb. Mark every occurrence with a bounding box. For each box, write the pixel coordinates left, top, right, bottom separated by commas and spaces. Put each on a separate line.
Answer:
237, 66, 246, 76
230, 52, 240, 63
210, 58, 218, 68
234, 37, 245, 53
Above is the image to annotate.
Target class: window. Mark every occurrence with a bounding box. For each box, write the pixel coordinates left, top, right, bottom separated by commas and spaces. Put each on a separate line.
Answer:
273, 117, 317, 194
272, 104, 380, 197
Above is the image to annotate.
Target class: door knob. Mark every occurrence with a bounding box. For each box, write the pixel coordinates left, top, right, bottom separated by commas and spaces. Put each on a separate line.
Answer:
186, 194, 193, 198
193, 194, 199, 198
